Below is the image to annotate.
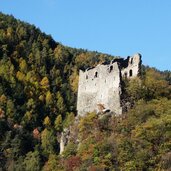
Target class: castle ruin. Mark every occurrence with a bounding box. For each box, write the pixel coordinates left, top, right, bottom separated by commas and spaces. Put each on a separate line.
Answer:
77, 53, 142, 116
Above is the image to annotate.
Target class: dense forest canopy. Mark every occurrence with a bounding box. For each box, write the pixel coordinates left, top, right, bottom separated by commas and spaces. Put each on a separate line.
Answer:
0, 13, 171, 171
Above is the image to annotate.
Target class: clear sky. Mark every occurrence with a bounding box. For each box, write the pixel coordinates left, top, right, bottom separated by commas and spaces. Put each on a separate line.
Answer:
0, 0, 171, 71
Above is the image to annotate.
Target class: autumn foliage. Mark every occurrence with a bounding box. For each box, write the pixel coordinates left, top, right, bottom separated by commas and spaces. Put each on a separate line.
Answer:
0, 13, 171, 171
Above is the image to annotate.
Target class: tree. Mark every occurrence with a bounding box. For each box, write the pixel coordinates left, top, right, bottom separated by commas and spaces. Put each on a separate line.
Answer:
64, 156, 81, 171
41, 128, 58, 156
54, 45, 70, 65
69, 68, 79, 93
144, 68, 170, 100
19, 58, 28, 73
42, 154, 61, 171
40, 77, 49, 89
56, 91, 65, 114
45, 91, 53, 106
43, 116, 51, 127
16, 71, 25, 82
54, 115, 62, 131
23, 150, 41, 171
126, 77, 143, 102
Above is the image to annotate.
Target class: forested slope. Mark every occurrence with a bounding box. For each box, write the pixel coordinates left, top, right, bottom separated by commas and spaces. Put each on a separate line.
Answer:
0, 13, 114, 170
0, 13, 171, 171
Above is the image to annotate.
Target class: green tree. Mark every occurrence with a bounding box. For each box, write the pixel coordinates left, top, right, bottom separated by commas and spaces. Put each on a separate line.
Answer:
54, 115, 62, 131
41, 128, 58, 156
23, 150, 41, 171
56, 91, 65, 113
54, 45, 70, 65
42, 154, 61, 171
19, 58, 28, 73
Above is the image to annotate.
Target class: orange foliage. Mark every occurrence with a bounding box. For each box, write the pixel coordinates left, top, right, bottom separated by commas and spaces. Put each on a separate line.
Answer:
64, 156, 81, 171
33, 128, 40, 140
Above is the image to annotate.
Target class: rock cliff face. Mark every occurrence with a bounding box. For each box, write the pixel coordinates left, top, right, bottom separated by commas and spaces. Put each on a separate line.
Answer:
77, 53, 142, 116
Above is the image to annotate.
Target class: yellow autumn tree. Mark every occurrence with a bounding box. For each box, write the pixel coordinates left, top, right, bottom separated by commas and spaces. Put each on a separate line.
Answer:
43, 116, 51, 126
40, 77, 49, 89
46, 91, 52, 105
69, 68, 79, 93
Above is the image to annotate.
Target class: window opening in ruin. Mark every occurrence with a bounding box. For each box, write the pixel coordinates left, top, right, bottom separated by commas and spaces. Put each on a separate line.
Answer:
86, 75, 88, 79
109, 65, 113, 73
129, 70, 133, 77
94, 72, 98, 78
124, 72, 127, 78
130, 58, 133, 64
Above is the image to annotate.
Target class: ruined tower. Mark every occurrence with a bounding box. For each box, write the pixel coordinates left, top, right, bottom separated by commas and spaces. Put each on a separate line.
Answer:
77, 53, 141, 116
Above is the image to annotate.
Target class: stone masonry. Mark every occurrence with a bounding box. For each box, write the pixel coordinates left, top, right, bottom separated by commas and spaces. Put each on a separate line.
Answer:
77, 53, 141, 116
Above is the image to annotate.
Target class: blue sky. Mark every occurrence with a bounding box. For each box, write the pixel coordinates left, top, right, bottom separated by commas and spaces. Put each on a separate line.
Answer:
0, 0, 171, 71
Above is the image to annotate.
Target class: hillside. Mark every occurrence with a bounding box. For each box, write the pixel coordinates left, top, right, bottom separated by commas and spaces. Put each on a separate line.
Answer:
0, 13, 171, 171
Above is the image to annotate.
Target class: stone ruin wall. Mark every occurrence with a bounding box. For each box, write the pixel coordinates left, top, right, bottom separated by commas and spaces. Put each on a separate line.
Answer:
77, 53, 142, 116
121, 53, 142, 78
